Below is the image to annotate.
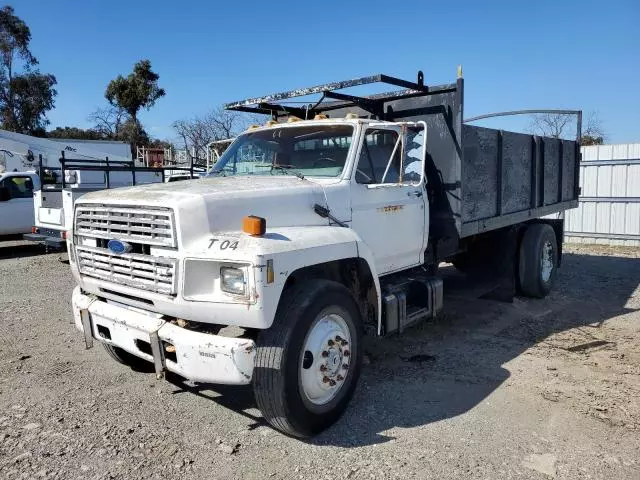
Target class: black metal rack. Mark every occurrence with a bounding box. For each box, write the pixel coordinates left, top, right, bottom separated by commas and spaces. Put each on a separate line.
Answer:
39, 151, 198, 193
224, 71, 458, 121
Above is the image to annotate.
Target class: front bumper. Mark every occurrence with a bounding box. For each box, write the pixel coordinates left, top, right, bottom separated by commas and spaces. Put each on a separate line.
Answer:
72, 286, 255, 385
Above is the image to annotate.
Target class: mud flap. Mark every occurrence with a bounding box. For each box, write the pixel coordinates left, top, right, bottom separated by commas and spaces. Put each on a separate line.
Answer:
80, 309, 93, 349
149, 331, 166, 380
479, 226, 519, 303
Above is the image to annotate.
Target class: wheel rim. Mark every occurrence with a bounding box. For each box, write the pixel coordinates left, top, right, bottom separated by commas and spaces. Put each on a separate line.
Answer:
299, 311, 352, 406
540, 240, 554, 282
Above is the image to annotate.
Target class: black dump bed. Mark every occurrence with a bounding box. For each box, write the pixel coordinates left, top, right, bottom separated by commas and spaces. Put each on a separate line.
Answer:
225, 72, 580, 256
461, 126, 578, 234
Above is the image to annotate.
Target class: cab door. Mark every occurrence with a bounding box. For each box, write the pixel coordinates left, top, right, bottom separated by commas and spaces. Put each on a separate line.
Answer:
350, 124, 427, 274
0, 175, 35, 235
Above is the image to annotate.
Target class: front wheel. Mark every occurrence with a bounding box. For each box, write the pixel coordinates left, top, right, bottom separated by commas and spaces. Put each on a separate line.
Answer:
252, 280, 363, 438
102, 344, 154, 372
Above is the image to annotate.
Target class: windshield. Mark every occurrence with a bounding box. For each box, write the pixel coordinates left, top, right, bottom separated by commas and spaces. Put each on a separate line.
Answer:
208, 124, 354, 178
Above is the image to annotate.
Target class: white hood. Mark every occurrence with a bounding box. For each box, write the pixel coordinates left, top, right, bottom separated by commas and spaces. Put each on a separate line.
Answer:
76, 176, 330, 249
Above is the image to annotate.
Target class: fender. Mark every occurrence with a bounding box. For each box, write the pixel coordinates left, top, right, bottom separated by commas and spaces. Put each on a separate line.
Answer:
241, 226, 382, 330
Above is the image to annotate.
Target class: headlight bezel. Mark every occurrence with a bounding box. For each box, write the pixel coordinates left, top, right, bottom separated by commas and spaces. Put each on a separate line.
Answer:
182, 258, 255, 303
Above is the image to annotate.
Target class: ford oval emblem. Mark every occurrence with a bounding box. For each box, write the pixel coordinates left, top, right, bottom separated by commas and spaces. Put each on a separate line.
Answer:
107, 239, 132, 254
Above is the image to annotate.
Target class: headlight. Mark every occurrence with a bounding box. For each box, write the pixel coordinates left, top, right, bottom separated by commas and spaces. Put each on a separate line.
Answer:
220, 267, 246, 296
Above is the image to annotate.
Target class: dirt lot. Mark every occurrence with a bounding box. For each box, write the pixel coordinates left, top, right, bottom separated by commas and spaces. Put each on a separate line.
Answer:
0, 241, 638, 479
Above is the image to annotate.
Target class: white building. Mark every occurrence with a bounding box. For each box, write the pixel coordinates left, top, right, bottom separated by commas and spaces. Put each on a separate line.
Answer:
565, 143, 640, 246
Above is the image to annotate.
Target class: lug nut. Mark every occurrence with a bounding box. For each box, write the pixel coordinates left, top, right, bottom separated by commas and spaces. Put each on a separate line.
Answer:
327, 339, 335, 347
342, 363, 349, 370
335, 335, 343, 342
322, 376, 330, 383
343, 350, 350, 357
329, 379, 336, 386
321, 351, 329, 357
320, 365, 328, 372
337, 374, 344, 381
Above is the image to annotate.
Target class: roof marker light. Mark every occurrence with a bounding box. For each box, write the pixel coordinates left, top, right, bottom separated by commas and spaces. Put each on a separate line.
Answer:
243, 215, 266, 236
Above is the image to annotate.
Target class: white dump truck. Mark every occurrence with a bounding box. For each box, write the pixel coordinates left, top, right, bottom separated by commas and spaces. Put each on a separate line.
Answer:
68, 71, 581, 437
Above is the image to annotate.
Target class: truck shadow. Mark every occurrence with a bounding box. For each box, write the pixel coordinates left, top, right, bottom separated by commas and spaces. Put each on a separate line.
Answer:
0, 240, 49, 259
169, 251, 639, 445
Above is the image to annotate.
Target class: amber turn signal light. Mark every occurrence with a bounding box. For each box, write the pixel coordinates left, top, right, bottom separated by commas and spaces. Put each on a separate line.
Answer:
243, 216, 266, 236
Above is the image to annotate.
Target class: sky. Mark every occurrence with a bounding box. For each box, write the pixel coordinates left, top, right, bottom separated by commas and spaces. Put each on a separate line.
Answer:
12, 0, 640, 144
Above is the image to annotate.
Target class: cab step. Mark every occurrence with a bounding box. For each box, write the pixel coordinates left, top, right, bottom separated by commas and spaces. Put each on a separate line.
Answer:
381, 275, 443, 335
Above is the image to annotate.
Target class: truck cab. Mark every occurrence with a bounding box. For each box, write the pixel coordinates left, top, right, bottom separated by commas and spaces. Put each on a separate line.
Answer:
69, 116, 436, 436
0, 171, 39, 237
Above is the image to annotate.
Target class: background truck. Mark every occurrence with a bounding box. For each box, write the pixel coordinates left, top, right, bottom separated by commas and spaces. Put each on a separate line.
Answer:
0, 171, 40, 237
68, 70, 581, 438
0, 130, 197, 249
0, 130, 141, 247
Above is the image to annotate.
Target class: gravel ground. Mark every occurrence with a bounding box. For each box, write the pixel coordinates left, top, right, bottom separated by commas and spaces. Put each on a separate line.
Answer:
0, 241, 638, 479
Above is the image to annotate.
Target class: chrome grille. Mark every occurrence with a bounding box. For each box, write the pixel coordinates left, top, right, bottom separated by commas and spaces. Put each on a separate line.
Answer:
75, 205, 176, 248
76, 245, 177, 295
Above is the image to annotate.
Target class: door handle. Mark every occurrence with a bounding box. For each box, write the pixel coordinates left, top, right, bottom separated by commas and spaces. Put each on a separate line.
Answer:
407, 191, 423, 198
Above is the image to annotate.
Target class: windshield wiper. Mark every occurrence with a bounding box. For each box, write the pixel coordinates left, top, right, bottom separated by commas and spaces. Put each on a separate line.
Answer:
255, 163, 304, 180
272, 165, 304, 180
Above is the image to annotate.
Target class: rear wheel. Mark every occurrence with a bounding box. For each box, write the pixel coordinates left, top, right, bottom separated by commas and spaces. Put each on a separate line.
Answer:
518, 223, 558, 298
102, 344, 154, 372
253, 280, 363, 438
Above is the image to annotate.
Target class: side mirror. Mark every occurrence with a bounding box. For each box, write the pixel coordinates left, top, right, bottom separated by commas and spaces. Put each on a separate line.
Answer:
0, 185, 10, 202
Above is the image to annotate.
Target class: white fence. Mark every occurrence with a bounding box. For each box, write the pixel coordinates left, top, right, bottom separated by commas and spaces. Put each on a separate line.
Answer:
565, 143, 640, 247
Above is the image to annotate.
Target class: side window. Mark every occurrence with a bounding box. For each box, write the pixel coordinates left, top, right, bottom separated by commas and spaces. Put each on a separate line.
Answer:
356, 129, 401, 184
2, 176, 34, 199
403, 128, 425, 184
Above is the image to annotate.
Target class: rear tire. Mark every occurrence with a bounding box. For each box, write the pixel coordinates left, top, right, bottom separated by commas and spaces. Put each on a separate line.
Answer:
518, 223, 558, 298
102, 344, 154, 372
253, 279, 363, 438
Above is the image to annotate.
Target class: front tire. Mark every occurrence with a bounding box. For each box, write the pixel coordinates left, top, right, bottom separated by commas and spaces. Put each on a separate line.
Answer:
518, 223, 558, 298
253, 280, 363, 438
102, 344, 154, 372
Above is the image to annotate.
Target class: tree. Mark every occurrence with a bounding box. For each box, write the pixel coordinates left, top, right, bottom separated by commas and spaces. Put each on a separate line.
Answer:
528, 113, 573, 139
0, 6, 57, 134
117, 117, 149, 147
528, 110, 606, 145
88, 105, 126, 139
172, 108, 257, 162
146, 138, 172, 149
47, 126, 105, 140
105, 60, 165, 124
580, 111, 605, 146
